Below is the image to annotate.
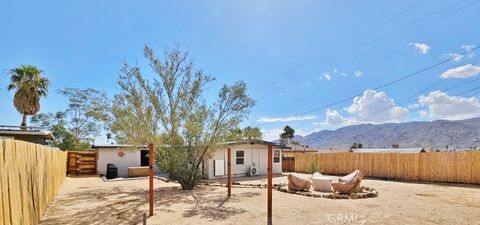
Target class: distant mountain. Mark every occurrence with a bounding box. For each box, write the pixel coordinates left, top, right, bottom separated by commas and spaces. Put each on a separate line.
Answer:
292, 117, 480, 149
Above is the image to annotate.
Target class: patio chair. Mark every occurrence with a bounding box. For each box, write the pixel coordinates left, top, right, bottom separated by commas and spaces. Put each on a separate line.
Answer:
338, 169, 363, 183
332, 170, 363, 194
287, 174, 311, 191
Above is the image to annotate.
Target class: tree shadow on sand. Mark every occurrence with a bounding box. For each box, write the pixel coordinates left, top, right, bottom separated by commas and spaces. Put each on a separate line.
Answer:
40, 186, 260, 225
180, 188, 260, 220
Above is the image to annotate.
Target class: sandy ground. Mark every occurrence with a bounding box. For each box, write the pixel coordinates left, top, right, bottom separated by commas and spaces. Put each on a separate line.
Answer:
39, 174, 480, 225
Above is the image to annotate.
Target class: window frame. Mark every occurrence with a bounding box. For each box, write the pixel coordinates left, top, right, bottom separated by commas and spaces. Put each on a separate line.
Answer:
273, 150, 280, 163
236, 150, 245, 165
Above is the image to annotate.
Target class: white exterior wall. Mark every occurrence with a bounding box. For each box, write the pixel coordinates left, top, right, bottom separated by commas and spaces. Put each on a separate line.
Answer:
206, 144, 282, 179
97, 148, 161, 177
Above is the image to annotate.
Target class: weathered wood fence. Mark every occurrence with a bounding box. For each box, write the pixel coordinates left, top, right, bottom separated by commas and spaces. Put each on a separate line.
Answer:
282, 157, 295, 172
67, 151, 97, 175
0, 139, 67, 225
294, 151, 480, 184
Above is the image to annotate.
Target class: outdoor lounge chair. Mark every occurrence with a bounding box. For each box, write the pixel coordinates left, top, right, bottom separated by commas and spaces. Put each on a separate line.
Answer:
312, 172, 324, 179
311, 172, 332, 192
332, 170, 363, 194
287, 174, 311, 191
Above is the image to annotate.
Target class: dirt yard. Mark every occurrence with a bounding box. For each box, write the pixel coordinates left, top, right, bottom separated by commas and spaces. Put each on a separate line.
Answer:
39, 174, 480, 225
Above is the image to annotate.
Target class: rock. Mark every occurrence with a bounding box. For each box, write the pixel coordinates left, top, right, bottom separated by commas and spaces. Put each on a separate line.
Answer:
323, 193, 335, 199
312, 193, 322, 198
349, 193, 359, 199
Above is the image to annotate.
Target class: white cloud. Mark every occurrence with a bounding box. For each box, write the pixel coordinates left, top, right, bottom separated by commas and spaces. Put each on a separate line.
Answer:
409, 42, 431, 54
346, 90, 408, 123
325, 109, 344, 125
321, 69, 349, 80
408, 103, 420, 109
306, 81, 312, 86
462, 44, 475, 51
418, 91, 480, 120
443, 53, 464, 62
461, 44, 475, 58
321, 90, 409, 127
419, 110, 428, 118
257, 115, 317, 123
261, 128, 283, 141
441, 64, 480, 79
324, 73, 331, 80
354, 71, 363, 77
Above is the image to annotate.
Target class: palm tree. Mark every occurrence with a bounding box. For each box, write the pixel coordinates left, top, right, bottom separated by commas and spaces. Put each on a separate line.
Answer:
281, 125, 295, 142
7, 65, 49, 128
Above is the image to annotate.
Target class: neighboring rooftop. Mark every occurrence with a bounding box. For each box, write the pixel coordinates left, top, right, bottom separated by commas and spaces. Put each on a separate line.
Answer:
0, 125, 54, 139
282, 143, 316, 152
92, 144, 147, 149
0, 125, 55, 145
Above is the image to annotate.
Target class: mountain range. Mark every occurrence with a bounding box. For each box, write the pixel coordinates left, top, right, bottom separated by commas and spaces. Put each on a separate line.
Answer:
291, 117, 480, 149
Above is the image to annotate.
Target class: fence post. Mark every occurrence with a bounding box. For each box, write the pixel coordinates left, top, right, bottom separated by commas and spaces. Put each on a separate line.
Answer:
267, 144, 273, 224
227, 147, 232, 197
149, 143, 154, 216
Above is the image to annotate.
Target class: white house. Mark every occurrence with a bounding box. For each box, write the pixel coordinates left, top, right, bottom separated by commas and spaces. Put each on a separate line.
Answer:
204, 140, 290, 179
93, 144, 161, 177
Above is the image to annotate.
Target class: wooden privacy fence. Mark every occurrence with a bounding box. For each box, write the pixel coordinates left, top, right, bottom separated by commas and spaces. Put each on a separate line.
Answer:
67, 151, 97, 175
0, 139, 67, 225
294, 151, 480, 184
282, 157, 295, 172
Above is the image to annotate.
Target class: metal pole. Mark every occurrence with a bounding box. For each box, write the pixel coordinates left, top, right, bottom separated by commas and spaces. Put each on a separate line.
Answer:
149, 143, 154, 216
228, 147, 232, 197
267, 144, 273, 224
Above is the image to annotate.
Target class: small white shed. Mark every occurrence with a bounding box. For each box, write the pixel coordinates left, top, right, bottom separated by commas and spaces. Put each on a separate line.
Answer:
93, 144, 161, 177
204, 140, 290, 179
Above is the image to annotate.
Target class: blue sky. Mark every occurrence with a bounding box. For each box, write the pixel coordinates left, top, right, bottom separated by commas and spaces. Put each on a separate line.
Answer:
1, 0, 480, 142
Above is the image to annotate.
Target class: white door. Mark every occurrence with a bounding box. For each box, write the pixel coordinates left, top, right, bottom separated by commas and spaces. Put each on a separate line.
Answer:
214, 160, 225, 176
259, 149, 268, 175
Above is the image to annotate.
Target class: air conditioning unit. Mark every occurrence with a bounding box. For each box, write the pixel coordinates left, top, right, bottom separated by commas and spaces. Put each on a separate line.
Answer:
248, 166, 258, 176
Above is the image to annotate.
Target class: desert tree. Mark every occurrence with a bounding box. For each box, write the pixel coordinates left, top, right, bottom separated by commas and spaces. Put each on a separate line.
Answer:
242, 126, 262, 140
7, 65, 49, 128
281, 125, 295, 141
108, 45, 256, 189
31, 88, 108, 150
225, 126, 262, 141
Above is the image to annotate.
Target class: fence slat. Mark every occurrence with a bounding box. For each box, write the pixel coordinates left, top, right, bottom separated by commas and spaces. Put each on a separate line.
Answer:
292, 151, 480, 184
0, 139, 66, 225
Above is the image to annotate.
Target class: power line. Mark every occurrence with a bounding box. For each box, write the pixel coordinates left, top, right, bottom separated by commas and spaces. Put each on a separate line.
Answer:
256, 45, 480, 127
356, 0, 480, 57
338, 74, 480, 122
0, 87, 12, 102
267, 0, 479, 87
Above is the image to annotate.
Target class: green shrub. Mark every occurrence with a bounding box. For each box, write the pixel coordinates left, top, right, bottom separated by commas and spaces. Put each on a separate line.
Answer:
306, 160, 320, 174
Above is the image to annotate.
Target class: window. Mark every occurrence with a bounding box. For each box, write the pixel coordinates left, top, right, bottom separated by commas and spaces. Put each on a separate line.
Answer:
236, 150, 244, 165
273, 150, 280, 163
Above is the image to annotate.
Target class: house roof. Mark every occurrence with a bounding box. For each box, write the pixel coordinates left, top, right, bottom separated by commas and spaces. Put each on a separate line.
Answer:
92, 144, 147, 149
351, 148, 426, 153
0, 125, 55, 140
220, 140, 291, 149
93, 139, 292, 150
